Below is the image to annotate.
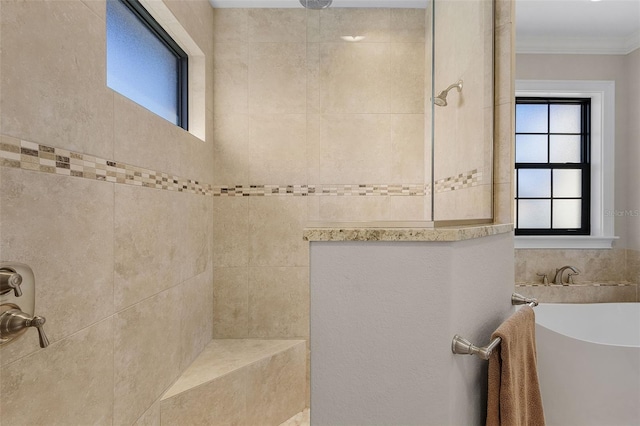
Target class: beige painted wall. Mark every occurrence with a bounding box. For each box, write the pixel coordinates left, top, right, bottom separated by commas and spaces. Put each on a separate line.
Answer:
514, 49, 640, 301
0, 0, 215, 424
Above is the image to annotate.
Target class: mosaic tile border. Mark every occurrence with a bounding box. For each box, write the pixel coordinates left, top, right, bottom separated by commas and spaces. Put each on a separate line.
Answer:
435, 169, 482, 193
0, 138, 213, 195
211, 184, 429, 197
1, 136, 483, 197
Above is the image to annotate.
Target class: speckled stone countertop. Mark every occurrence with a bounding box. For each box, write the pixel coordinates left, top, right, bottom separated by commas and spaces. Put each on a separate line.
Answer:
303, 222, 513, 242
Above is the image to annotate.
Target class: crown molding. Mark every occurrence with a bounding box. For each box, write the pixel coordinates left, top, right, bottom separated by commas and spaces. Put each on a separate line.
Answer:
517, 31, 640, 55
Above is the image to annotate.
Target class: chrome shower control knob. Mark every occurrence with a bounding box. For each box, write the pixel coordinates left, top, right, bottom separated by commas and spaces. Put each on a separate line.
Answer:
0, 306, 49, 348
0, 269, 23, 297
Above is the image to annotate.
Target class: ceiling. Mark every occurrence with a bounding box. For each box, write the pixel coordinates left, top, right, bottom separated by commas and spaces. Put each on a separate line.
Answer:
516, 0, 640, 54
207, 0, 640, 55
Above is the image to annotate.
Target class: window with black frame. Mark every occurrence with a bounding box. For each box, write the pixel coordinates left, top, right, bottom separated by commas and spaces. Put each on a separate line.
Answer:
514, 98, 591, 235
106, 0, 188, 129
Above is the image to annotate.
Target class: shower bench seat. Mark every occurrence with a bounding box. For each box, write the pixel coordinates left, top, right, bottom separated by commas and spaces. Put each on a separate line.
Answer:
160, 339, 306, 425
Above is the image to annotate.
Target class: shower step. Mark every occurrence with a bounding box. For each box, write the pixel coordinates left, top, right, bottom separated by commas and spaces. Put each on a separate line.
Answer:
160, 339, 306, 425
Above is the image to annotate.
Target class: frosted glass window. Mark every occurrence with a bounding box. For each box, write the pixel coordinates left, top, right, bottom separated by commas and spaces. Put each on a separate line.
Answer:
516, 104, 548, 133
516, 135, 547, 163
550, 104, 581, 133
518, 200, 551, 228
553, 200, 581, 228
107, 0, 186, 127
550, 135, 581, 163
518, 169, 550, 197
553, 170, 582, 198
515, 97, 590, 235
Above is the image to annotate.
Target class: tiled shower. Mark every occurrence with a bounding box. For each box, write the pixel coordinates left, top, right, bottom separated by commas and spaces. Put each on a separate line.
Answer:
0, 0, 517, 423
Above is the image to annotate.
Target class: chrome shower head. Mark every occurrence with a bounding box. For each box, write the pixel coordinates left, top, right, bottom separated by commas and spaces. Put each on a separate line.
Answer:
299, 0, 332, 9
433, 79, 463, 107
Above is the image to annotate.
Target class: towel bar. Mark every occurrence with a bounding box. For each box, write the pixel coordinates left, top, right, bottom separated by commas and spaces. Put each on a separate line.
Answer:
451, 293, 538, 360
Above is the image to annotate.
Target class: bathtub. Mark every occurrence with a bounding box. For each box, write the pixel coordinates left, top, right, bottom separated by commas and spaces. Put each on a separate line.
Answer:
534, 303, 640, 426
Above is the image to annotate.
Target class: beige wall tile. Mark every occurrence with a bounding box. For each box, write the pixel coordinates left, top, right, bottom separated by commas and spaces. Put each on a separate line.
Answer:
113, 94, 182, 177
248, 267, 309, 338
160, 368, 247, 426
248, 9, 307, 42
177, 191, 212, 283
213, 267, 249, 338
391, 114, 425, 183
248, 197, 309, 267
493, 182, 513, 225
515, 248, 628, 283
390, 9, 426, 42
628, 249, 640, 285
319, 43, 391, 113
388, 197, 427, 221
213, 197, 250, 267
307, 114, 321, 184
135, 399, 161, 426
114, 186, 180, 310
306, 42, 321, 114
0, 168, 114, 364
114, 287, 182, 426
212, 114, 250, 185
249, 42, 307, 114
180, 270, 214, 371
319, 114, 392, 184
213, 42, 249, 114
1, 319, 114, 425
213, 9, 248, 43
388, 43, 425, 113
246, 342, 306, 425
318, 196, 390, 222
249, 114, 307, 184
317, 9, 390, 43
0, 0, 114, 159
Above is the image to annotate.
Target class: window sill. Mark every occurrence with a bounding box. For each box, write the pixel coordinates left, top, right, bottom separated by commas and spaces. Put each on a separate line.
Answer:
514, 235, 619, 249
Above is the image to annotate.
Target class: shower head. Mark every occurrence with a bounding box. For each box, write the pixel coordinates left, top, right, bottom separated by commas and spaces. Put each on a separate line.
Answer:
299, 0, 332, 9
433, 79, 463, 107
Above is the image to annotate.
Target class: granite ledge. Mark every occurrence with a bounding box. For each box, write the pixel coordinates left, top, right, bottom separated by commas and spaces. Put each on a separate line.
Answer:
303, 223, 513, 242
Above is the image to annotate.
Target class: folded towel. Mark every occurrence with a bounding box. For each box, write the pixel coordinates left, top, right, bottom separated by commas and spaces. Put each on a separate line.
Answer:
486, 306, 545, 426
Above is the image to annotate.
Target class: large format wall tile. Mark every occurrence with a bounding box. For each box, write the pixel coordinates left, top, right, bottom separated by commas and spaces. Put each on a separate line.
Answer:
212, 42, 249, 114
212, 113, 251, 185
213, 267, 249, 338
115, 186, 210, 310
246, 342, 306, 425
249, 114, 307, 184
113, 94, 183, 178
0, 168, 114, 364
248, 197, 309, 267
1, 319, 114, 425
248, 42, 307, 114
248, 9, 307, 42
180, 270, 214, 371
114, 287, 182, 426
213, 197, 250, 267
114, 185, 181, 310
248, 267, 309, 338
0, 0, 114, 159
319, 43, 391, 113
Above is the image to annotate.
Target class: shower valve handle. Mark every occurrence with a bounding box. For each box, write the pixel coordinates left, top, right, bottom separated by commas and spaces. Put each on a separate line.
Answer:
0, 269, 23, 297
0, 308, 49, 348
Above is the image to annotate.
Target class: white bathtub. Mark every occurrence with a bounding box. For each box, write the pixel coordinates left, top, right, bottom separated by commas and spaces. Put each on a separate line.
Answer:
534, 303, 640, 426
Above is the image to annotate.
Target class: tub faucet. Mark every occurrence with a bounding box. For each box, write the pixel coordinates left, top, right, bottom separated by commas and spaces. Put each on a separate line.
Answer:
553, 266, 580, 285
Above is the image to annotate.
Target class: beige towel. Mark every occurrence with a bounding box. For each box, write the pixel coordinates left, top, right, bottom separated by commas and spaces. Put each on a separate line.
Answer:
486, 306, 545, 426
